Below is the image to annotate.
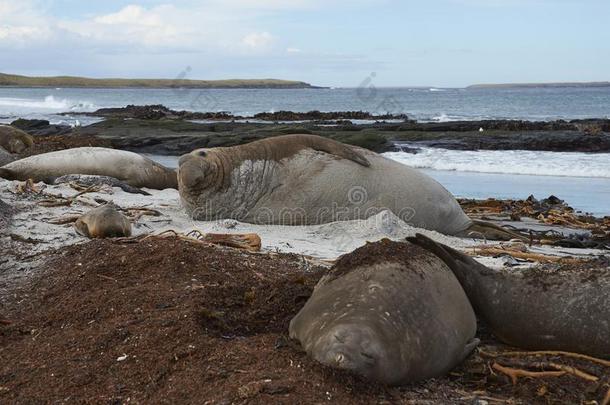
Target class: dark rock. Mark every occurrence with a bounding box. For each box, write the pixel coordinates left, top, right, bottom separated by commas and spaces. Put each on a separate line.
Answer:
408, 131, 610, 152
66, 105, 409, 122
252, 110, 409, 122
10, 118, 72, 137
10, 118, 50, 130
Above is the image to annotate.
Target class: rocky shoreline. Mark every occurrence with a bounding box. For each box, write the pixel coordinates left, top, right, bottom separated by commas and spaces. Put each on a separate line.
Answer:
7, 104, 610, 156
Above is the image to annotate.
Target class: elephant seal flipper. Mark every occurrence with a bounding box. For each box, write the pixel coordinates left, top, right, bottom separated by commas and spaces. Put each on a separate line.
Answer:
460, 219, 527, 242
407, 233, 610, 358
53, 174, 151, 196
302, 136, 370, 167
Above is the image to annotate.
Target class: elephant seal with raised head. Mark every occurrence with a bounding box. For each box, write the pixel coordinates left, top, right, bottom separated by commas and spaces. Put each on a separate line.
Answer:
74, 204, 132, 238
0, 125, 34, 154
289, 239, 478, 385
0, 147, 177, 190
408, 233, 610, 358
178, 134, 522, 239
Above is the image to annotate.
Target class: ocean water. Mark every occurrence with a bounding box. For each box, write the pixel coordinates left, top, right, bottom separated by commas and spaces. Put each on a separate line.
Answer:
1, 86, 608, 216
1, 86, 610, 125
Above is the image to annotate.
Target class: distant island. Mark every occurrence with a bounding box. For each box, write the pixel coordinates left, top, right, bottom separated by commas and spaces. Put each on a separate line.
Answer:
0, 72, 320, 89
467, 81, 610, 89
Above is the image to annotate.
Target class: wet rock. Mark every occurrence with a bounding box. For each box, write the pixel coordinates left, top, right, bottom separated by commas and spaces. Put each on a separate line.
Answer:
68, 104, 410, 122
10, 118, 72, 137
251, 110, 409, 121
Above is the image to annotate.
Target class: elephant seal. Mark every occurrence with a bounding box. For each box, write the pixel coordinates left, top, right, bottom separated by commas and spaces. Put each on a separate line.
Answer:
0, 146, 15, 166
0, 125, 34, 154
74, 204, 132, 238
289, 239, 478, 385
0, 147, 177, 190
178, 134, 522, 239
408, 233, 610, 358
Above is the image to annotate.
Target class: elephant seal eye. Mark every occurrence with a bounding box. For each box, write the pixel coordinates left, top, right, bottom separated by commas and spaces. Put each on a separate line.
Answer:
196, 150, 207, 157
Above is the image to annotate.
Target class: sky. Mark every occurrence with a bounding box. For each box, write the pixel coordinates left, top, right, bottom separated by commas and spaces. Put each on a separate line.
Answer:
1, 0, 609, 87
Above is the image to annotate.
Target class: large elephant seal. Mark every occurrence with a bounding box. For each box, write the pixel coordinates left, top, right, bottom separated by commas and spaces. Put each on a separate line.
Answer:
0, 147, 177, 190
74, 205, 132, 238
178, 134, 521, 239
408, 233, 610, 358
0, 125, 34, 154
289, 239, 478, 385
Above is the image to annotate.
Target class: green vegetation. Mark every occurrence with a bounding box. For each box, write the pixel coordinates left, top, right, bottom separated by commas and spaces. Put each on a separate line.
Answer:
0, 72, 317, 89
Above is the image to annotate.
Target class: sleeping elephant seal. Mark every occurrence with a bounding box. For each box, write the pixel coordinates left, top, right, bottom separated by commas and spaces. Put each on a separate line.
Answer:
74, 204, 132, 238
408, 233, 610, 358
0, 147, 177, 190
178, 134, 522, 239
289, 239, 478, 385
0, 125, 34, 154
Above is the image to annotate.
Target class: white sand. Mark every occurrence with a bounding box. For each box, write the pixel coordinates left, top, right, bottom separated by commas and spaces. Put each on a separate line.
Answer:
0, 179, 605, 271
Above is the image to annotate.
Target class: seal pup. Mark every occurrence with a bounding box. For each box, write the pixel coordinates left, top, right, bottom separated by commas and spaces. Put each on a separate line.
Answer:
74, 204, 132, 238
289, 239, 478, 385
408, 233, 610, 358
0, 147, 177, 190
178, 134, 522, 239
0, 125, 34, 154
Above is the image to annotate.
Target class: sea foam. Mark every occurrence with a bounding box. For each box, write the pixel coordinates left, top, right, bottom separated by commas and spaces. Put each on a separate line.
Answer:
0, 95, 96, 111
384, 147, 610, 178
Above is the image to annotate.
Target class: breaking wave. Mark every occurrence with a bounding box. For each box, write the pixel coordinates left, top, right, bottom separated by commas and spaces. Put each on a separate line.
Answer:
384, 147, 610, 178
0, 95, 96, 111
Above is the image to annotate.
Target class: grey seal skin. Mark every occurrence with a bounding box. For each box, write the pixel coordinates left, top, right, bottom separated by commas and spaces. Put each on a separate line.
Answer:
0, 147, 177, 190
0, 146, 15, 166
408, 233, 610, 359
178, 134, 523, 239
289, 239, 478, 385
74, 204, 132, 238
0, 125, 34, 154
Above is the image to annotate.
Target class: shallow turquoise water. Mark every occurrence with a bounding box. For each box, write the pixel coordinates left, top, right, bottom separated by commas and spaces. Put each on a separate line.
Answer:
421, 169, 610, 217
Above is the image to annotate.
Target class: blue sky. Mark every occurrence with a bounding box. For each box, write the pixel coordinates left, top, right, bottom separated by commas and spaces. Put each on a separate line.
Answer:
1, 0, 609, 87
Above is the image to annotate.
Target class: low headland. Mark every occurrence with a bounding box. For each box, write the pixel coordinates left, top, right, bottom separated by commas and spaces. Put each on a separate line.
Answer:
0, 72, 319, 89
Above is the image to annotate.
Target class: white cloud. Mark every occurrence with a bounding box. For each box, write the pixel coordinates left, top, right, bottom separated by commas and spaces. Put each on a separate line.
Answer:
58, 4, 191, 49
0, 1, 52, 44
286, 47, 302, 53
0, 1, 379, 52
94, 5, 164, 26
242, 32, 274, 50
